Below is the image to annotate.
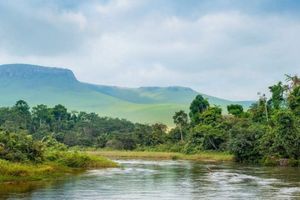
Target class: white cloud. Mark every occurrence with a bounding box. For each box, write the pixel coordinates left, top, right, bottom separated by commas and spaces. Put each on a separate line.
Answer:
0, 0, 300, 100
60, 11, 87, 31
95, 0, 145, 15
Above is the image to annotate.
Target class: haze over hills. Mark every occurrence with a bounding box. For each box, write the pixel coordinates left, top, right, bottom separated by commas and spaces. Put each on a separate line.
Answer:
84, 83, 254, 108
0, 64, 255, 126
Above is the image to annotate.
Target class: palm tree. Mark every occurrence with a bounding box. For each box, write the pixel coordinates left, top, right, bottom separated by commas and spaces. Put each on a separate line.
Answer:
258, 92, 268, 122
173, 110, 188, 141
285, 74, 300, 92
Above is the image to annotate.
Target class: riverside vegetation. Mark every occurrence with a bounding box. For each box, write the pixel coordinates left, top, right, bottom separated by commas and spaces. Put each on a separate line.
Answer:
1, 74, 300, 183
0, 131, 118, 183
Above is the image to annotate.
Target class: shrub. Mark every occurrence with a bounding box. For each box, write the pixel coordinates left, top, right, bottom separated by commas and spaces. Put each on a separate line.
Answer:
106, 139, 124, 150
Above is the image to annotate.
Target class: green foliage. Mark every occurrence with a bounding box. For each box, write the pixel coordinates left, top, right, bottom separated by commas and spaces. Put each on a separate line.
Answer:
272, 111, 300, 159
32, 104, 53, 132
106, 139, 124, 150
55, 151, 114, 168
173, 110, 188, 141
228, 123, 266, 163
198, 106, 222, 126
189, 95, 210, 125
285, 74, 300, 92
194, 124, 226, 150
167, 127, 188, 143
0, 130, 44, 162
248, 101, 269, 123
0, 152, 118, 182
139, 141, 185, 153
289, 85, 300, 115
2, 73, 300, 169
261, 156, 279, 166
227, 104, 244, 117
288, 159, 300, 167
96, 134, 108, 149
0, 64, 256, 127
268, 81, 286, 110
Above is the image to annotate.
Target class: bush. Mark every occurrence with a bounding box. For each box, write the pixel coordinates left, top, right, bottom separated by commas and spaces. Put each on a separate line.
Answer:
289, 159, 299, 167
106, 139, 124, 150
261, 156, 279, 166
59, 152, 91, 168
0, 131, 45, 162
44, 151, 118, 168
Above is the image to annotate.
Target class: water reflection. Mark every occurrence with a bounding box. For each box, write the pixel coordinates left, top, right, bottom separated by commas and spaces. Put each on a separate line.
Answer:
1, 159, 300, 199
0, 181, 53, 199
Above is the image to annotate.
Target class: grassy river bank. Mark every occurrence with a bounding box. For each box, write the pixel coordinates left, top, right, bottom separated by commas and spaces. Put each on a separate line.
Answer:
84, 150, 233, 161
0, 151, 118, 183
0, 149, 233, 184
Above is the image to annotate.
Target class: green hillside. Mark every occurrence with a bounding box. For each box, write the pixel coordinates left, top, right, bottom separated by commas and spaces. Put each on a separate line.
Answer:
0, 64, 255, 126
0, 64, 187, 126
84, 84, 254, 112
83, 84, 199, 104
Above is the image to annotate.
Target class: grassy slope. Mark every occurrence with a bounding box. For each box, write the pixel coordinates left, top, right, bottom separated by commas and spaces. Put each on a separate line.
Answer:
83, 84, 199, 104
0, 64, 255, 126
0, 76, 186, 126
84, 83, 254, 112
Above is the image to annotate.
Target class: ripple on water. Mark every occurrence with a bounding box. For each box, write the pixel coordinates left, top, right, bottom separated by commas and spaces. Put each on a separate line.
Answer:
87, 167, 158, 176
115, 159, 192, 166
2, 160, 300, 200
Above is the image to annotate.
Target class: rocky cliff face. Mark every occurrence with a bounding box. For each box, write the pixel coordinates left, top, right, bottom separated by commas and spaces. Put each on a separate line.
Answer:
0, 64, 77, 80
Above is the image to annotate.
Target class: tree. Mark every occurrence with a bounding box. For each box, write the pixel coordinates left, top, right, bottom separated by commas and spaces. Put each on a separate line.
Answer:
268, 81, 286, 110
285, 74, 300, 93
15, 100, 30, 115
185, 105, 226, 152
248, 102, 266, 123
51, 104, 68, 132
288, 85, 300, 115
173, 110, 188, 141
194, 124, 223, 150
199, 106, 222, 126
148, 123, 167, 146
96, 134, 108, 149
189, 95, 210, 125
32, 104, 53, 131
272, 111, 300, 159
257, 93, 269, 122
228, 123, 265, 162
227, 104, 244, 117
13, 100, 31, 130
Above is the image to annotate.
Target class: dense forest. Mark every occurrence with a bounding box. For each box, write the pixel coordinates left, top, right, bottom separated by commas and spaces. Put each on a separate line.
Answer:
1, 74, 300, 166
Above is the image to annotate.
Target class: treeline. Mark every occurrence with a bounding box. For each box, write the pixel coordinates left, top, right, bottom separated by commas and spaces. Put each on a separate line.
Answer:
0, 101, 171, 151
1, 74, 300, 166
180, 74, 300, 166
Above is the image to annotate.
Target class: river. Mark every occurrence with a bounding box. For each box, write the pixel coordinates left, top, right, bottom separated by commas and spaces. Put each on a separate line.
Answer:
1, 159, 300, 199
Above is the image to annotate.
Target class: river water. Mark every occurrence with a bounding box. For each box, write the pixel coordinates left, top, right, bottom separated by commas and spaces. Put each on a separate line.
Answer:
1, 159, 300, 199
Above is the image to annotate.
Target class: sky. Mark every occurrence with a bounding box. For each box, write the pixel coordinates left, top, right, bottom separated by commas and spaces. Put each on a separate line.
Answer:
0, 0, 300, 101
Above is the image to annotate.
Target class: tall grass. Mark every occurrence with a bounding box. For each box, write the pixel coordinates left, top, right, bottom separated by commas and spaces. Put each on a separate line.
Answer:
0, 151, 118, 183
0, 159, 70, 182
86, 150, 233, 161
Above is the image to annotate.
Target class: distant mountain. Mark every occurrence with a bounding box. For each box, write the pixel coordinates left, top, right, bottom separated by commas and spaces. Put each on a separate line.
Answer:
0, 64, 255, 126
84, 84, 254, 111
0, 64, 86, 91
83, 84, 200, 104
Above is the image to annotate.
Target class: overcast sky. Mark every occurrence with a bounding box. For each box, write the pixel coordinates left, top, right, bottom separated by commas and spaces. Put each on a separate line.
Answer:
0, 0, 299, 101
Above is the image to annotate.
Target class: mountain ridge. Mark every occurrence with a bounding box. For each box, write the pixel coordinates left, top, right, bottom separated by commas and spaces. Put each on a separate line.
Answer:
0, 64, 76, 80
0, 64, 255, 126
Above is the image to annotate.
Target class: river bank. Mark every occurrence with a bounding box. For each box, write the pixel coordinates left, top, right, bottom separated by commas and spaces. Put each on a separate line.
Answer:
2, 159, 299, 199
0, 152, 118, 183
84, 150, 233, 161
0, 150, 232, 183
